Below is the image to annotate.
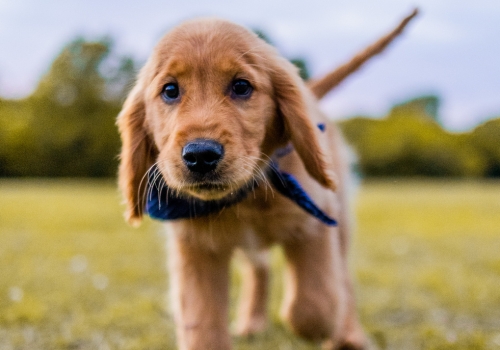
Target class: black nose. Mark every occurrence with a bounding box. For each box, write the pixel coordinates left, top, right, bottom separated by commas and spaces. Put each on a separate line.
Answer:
182, 139, 224, 174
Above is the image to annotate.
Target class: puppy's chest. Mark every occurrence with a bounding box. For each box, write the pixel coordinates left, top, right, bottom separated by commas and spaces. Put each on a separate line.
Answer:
169, 186, 333, 250
230, 187, 311, 244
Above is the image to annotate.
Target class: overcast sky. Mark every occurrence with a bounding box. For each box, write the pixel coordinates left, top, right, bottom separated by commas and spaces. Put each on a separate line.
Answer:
0, 0, 499, 130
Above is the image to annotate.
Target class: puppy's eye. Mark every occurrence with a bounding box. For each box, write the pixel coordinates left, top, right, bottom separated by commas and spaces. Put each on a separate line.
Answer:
231, 79, 252, 98
161, 83, 180, 102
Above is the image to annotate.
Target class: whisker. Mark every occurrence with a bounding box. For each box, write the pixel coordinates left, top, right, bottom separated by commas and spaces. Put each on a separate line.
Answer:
237, 156, 275, 197
136, 161, 168, 213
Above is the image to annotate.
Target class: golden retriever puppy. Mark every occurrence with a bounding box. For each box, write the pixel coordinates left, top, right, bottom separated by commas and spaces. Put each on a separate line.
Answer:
117, 10, 417, 350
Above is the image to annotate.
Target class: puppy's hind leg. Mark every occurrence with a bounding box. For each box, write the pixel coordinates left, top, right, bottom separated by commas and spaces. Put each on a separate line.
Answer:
234, 248, 270, 337
335, 237, 368, 349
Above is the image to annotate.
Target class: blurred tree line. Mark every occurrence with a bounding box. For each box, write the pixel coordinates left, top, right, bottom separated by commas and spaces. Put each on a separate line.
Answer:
0, 37, 136, 177
0, 36, 498, 178
339, 97, 500, 178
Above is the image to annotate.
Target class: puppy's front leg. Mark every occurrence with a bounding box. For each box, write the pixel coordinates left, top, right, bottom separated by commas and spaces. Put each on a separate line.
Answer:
168, 229, 232, 350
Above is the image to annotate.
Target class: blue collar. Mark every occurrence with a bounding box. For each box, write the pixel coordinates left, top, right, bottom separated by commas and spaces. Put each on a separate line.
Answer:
146, 164, 337, 226
145, 123, 336, 226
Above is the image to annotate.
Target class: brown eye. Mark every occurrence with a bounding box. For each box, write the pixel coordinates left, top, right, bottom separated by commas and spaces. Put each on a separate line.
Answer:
231, 79, 252, 98
161, 83, 180, 102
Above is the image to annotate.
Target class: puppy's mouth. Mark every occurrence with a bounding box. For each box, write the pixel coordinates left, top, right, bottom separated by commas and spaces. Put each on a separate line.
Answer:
183, 181, 234, 200
180, 173, 257, 201
191, 183, 226, 191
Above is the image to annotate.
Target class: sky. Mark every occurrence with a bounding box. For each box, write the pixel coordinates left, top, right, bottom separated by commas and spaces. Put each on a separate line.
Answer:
0, 0, 499, 131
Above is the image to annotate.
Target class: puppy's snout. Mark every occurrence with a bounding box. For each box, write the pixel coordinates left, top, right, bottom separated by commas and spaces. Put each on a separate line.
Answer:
182, 139, 224, 174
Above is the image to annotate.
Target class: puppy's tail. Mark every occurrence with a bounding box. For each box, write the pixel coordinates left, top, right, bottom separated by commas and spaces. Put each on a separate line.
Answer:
307, 8, 419, 100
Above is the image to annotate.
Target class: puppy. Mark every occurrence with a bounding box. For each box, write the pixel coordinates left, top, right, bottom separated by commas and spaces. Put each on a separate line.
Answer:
117, 10, 417, 350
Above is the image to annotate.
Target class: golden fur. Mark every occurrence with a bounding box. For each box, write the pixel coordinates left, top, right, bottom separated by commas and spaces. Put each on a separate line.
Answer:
117, 11, 417, 350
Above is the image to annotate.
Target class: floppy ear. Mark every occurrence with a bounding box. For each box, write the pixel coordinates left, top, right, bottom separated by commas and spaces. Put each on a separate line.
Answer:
270, 57, 338, 191
117, 83, 157, 225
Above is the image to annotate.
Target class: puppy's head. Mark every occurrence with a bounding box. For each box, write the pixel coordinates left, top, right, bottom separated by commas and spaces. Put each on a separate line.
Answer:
117, 19, 336, 225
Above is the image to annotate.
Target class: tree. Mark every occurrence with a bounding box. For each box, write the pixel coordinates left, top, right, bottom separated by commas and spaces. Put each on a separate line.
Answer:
469, 118, 500, 177
253, 29, 310, 80
339, 100, 489, 178
392, 95, 441, 123
0, 37, 137, 176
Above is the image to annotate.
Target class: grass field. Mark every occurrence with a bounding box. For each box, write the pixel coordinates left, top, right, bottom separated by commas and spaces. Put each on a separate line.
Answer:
1, 179, 500, 350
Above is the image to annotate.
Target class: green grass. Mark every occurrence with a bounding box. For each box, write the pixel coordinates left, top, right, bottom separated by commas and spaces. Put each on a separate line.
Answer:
1, 179, 500, 349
